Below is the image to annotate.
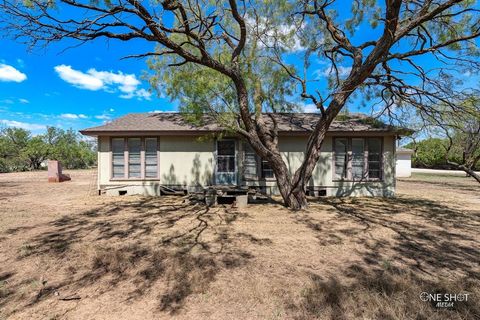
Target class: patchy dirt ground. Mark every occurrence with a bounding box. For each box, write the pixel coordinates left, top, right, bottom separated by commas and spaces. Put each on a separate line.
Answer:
0, 170, 479, 320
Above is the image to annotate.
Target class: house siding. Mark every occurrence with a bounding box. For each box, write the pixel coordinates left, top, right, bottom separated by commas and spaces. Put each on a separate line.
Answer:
159, 136, 214, 188
96, 134, 396, 197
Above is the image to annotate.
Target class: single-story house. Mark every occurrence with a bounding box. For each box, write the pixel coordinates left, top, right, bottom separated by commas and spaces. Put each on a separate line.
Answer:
396, 147, 414, 178
80, 112, 412, 197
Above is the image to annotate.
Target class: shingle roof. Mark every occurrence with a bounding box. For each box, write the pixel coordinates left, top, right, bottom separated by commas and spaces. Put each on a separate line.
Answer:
80, 112, 413, 136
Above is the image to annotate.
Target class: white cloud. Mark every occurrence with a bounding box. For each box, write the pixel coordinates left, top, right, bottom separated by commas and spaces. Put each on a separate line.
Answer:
88, 69, 140, 93
318, 66, 352, 78
148, 110, 177, 113
0, 99, 14, 104
19, 98, 29, 104
245, 16, 307, 52
109, 108, 115, 112
301, 103, 319, 113
94, 114, 110, 120
0, 119, 45, 131
120, 88, 152, 101
54, 64, 150, 100
60, 113, 88, 119
135, 88, 152, 100
54, 65, 103, 90
0, 64, 27, 82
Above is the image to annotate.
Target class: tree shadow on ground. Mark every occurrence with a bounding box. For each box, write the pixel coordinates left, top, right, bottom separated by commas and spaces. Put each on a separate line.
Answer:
291, 195, 480, 319
2, 196, 263, 316
288, 266, 480, 320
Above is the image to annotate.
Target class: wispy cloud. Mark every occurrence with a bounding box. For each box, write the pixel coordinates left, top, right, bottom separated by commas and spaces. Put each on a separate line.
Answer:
16, 59, 25, 68
317, 65, 352, 78
148, 109, 178, 113
54, 65, 151, 100
300, 103, 319, 113
0, 119, 45, 131
0, 98, 30, 104
94, 114, 110, 120
119, 88, 152, 100
44, 91, 60, 97
0, 64, 27, 82
0, 99, 14, 104
59, 113, 88, 119
246, 16, 307, 52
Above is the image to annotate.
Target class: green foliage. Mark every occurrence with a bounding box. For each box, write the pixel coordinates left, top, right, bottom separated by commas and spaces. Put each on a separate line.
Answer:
145, 1, 304, 129
0, 126, 96, 173
407, 136, 480, 171
405, 138, 449, 169
413, 95, 480, 171
22, 136, 50, 170
0, 127, 31, 171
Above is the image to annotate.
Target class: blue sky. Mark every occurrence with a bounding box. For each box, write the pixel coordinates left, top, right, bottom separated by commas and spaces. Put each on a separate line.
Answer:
0, 35, 178, 135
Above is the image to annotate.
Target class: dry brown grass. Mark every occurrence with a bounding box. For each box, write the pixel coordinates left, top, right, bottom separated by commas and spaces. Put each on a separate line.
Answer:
0, 170, 479, 319
289, 268, 480, 320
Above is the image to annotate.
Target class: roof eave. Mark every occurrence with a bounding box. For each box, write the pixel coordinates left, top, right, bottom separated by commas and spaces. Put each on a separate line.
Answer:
80, 129, 407, 137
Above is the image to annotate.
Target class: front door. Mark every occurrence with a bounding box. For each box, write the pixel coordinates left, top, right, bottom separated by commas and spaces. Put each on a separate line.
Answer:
216, 140, 237, 185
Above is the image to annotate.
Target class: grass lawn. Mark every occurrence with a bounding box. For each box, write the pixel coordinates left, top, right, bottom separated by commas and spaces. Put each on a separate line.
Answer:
0, 170, 479, 319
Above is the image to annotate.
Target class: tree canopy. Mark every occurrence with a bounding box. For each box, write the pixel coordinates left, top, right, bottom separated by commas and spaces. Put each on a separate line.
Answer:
0, 126, 96, 172
2, 0, 479, 207
406, 95, 480, 181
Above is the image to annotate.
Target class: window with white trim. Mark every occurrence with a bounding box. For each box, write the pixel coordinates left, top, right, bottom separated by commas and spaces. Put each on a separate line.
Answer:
111, 137, 158, 179
333, 137, 383, 181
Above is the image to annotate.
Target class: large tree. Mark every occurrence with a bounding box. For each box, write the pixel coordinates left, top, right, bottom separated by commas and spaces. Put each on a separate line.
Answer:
0, 126, 96, 172
415, 95, 480, 182
2, 0, 479, 208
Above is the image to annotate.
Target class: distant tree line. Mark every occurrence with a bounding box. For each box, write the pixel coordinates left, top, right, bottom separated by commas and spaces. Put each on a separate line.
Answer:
0, 126, 96, 173
405, 138, 480, 171
404, 95, 480, 183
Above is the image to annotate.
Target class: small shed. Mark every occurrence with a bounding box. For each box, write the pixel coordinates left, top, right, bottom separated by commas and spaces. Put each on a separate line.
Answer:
396, 148, 414, 178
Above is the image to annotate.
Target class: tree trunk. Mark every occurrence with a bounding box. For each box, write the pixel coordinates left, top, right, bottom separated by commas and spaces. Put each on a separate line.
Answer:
276, 171, 308, 210
231, 74, 310, 209
284, 188, 308, 210
288, 97, 347, 201
262, 153, 308, 210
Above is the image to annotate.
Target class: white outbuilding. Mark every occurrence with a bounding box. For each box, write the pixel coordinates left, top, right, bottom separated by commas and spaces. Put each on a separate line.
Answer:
396, 148, 414, 178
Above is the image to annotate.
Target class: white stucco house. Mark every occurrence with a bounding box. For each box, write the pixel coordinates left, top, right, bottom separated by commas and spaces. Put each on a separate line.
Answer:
396, 148, 414, 178
80, 113, 412, 197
